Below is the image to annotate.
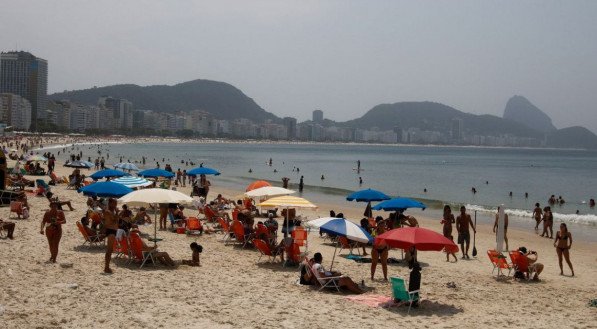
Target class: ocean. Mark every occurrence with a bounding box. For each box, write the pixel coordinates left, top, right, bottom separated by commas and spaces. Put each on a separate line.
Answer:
44, 141, 597, 240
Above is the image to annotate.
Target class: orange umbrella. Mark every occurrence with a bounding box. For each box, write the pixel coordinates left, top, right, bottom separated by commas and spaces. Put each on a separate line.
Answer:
246, 180, 271, 192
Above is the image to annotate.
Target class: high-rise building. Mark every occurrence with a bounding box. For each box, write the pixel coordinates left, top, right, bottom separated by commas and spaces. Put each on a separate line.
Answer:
312, 109, 323, 123
0, 51, 48, 130
283, 117, 297, 139
0, 93, 32, 130
98, 96, 134, 130
451, 118, 463, 142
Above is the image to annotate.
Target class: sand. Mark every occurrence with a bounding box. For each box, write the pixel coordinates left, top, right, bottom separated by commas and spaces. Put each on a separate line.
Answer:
1, 140, 596, 329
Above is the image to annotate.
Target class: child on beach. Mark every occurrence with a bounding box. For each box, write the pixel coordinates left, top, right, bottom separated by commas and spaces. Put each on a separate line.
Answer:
182, 242, 203, 266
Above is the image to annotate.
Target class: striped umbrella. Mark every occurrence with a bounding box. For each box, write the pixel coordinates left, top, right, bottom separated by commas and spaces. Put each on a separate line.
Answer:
319, 218, 373, 270
111, 176, 153, 188
114, 162, 140, 171
257, 195, 317, 209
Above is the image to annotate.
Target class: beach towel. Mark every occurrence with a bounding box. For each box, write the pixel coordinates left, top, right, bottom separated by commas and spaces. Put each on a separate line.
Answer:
345, 295, 393, 308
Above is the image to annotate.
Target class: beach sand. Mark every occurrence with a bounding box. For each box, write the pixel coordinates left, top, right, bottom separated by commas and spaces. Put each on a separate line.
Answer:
1, 146, 596, 329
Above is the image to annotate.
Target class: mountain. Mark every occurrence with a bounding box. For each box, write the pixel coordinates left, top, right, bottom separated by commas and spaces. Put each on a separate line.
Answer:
49, 79, 279, 122
343, 101, 541, 138
546, 126, 597, 149
503, 95, 557, 133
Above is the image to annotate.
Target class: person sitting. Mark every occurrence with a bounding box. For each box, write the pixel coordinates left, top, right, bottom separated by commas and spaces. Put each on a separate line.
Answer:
310, 252, 363, 294
45, 192, 74, 211
87, 195, 100, 209
518, 247, 544, 281
0, 219, 16, 239
118, 204, 134, 232
182, 242, 203, 266
401, 215, 419, 227
133, 207, 152, 225
264, 213, 279, 239
81, 216, 105, 241
132, 229, 176, 267
214, 194, 229, 208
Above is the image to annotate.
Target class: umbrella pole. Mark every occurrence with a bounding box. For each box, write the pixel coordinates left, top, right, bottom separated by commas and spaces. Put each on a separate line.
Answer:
154, 203, 157, 248
330, 243, 338, 271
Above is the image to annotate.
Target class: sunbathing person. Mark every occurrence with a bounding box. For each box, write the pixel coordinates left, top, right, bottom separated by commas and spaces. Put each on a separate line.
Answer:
45, 192, 74, 211
0, 219, 16, 239
133, 207, 152, 225
182, 242, 203, 266
311, 252, 363, 294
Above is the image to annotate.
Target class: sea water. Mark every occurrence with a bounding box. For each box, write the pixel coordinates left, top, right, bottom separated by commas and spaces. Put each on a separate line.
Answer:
45, 141, 597, 240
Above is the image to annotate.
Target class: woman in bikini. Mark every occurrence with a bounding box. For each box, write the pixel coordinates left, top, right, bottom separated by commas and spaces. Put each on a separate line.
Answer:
370, 216, 389, 281
540, 206, 553, 238
40, 202, 66, 263
554, 223, 574, 276
442, 205, 458, 262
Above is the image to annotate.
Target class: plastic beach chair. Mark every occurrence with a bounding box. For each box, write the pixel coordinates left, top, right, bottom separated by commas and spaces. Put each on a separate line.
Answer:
129, 232, 156, 268
230, 220, 253, 248
509, 251, 535, 281
253, 239, 282, 263
487, 249, 512, 276
390, 276, 420, 314
218, 217, 232, 242
76, 222, 104, 247
338, 236, 360, 256
186, 217, 203, 235
114, 234, 132, 262
309, 262, 343, 292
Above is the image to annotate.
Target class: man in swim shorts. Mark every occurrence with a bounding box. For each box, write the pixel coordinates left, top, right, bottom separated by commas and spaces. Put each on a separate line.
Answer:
456, 206, 475, 259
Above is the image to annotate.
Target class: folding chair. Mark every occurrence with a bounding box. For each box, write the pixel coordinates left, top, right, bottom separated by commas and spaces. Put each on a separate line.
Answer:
291, 226, 308, 254
487, 249, 512, 276
337, 236, 360, 256
76, 222, 104, 247
230, 220, 254, 248
309, 261, 343, 292
10, 201, 24, 219
218, 217, 232, 243
509, 251, 535, 281
129, 232, 156, 268
253, 239, 282, 263
186, 217, 203, 235
390, 276, 420, 314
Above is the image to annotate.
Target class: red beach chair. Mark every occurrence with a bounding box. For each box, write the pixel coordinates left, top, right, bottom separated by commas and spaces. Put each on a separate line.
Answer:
487, 249, 511, 276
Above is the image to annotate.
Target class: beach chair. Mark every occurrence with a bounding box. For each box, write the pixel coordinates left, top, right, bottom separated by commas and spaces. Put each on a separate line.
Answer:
168, 211, 184, 230
203, 206, 219, 223
186, 217, 203, 235
253, 239, 282, 263
231, 208, 239, 222
309, 261, 343, 292
509, 251, 535, 281
230, 220, 253, 248
337, 236, 360, 256
255, 223, 270, 242
76, 222, 104, 247
218, 217, 232, 243
114, 234, 132, 262
287, 242, 302, 264
9, 201, 24, 219
390, 276, 420, 314
292, 226, 308, 254
487, 249, 512, 277
129, 232, 156, 268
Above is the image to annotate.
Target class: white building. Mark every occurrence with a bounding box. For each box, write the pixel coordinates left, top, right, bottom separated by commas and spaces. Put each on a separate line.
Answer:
0, 93, 32, 130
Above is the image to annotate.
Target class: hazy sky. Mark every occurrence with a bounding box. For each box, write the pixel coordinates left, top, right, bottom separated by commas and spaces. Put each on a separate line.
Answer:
3, 1, 596, 132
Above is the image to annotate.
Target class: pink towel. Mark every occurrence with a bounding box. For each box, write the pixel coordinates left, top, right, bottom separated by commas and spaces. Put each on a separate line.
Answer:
345, 295, 393, 308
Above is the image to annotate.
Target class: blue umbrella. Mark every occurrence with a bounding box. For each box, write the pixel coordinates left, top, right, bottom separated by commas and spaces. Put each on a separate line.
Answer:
319, 218, 373, 270
138, 168, 175, 178
78, 181, 133, 198
346, 188, 390, 202
187, 167, 220, 176
371, 197, 426, 211
90, 169, 129, 180
114, 162, 140, 171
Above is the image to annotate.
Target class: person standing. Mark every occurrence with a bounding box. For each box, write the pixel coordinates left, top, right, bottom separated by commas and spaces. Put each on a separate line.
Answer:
554, 223, 574, 276
182, 170, 187, 187
493, 207, 509, 251
532, 203, 543, 233
298, 176, 304, 192
103, 198, 119, 273
371, 216, 389, 281
456, 206, 475, 259
40, 202, 66, 263
442, 205, 458, 262
282, 177, 290, 189
200, 174, 211, 199
541, 206, 553, 238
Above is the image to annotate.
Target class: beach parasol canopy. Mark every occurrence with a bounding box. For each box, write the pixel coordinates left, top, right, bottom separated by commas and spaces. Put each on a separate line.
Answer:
371, 197, 426, 212
111, 176, 153, 188
187, 167, 220, 176
90, 169, 129, 180
138, 168, 175, 178
64, 160, 93, 168
114, 162, 140, 171
25, 154, 47, 162
376, 227, 457, 252
346, 188, 391, 202
304, 217, 339, 229
320, 218, 373, 244
245, 186, 295, 198
246, 180, 271, 192
78, 181, 133, 198
257, 195, 317, 209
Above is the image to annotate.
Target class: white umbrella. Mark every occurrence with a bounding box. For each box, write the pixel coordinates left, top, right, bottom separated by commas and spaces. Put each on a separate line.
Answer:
245, 186, 295, 198
118, 188, 193, 246
304, 217, 338, 229
114, 162, 140, 171
112, 176, 153, 188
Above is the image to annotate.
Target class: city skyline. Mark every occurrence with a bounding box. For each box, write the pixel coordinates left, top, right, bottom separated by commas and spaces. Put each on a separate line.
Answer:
1, 1, 596, 133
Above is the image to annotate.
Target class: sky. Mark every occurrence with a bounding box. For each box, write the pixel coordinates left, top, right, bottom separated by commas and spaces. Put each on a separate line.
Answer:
2, 1, 596, 132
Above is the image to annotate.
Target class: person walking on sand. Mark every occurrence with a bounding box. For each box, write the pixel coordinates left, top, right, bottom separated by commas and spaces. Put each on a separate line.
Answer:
103, 198, 119, 274
40, 202, 66, 263
493, 207, 509, 251
441, 205, 458, 262
554, 223, 574, 276
456, 206, 475, 259
532, 203, 543, 234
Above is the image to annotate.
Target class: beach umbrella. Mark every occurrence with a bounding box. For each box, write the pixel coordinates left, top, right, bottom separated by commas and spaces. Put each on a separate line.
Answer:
246, 180, 271, 192
111, 176, 153, 188
376, 227, 458, 253
25, 154, 47, 162
245, 186, 294, 198
138, 168, 175, 178
257, 195, 317, 209
187, 167, 220, 176
90, 169, 129, 180
318, 218, 373, 270
114, 162, 140, 171
119, 188, 193, 246
78, 181, 133, 198
371, 197, 426, 212
346, 188, 391, 218
304, 217, 338, 229
64, 160, 92, 168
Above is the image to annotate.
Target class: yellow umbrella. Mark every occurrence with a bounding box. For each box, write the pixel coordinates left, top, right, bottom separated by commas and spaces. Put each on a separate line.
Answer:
257, 195, 317, 209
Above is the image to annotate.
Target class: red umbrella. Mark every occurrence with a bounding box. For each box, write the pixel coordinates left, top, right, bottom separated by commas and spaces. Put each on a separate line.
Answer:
246, 180, 271, 192
376, 227, 458, 252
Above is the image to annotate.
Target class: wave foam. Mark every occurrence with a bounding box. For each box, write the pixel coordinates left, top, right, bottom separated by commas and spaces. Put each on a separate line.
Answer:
465, 204, 597, 226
